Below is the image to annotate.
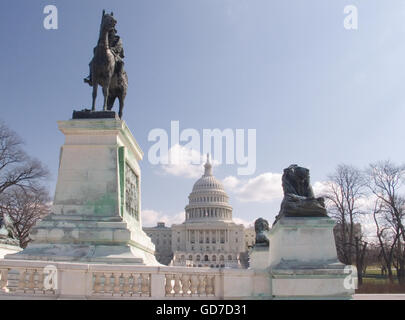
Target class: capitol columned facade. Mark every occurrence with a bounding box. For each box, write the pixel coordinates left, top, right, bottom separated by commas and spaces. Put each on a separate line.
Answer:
144, 155, 255, 268
170, 155, 245, 268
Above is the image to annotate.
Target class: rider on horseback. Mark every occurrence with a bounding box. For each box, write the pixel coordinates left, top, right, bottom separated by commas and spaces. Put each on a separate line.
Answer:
84, 27, 125, 86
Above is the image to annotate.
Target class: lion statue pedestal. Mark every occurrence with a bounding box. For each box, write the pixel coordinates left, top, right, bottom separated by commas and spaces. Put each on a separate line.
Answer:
266, 165, 355, 299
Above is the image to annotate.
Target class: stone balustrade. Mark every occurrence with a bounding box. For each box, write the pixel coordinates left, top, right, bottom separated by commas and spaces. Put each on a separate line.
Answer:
0, 259, 270, 299
164, 272, 217, 297
92, 272, 151, 297
0, 266, 56, 297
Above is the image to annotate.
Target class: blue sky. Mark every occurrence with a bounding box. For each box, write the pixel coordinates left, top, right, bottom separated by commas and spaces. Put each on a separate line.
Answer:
1, 0, 405, 227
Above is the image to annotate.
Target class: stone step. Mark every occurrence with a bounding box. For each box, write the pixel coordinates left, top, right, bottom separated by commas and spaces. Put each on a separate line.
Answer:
43, 214, 123, 222
36, 220, 128, 229
31, 226, 131, 243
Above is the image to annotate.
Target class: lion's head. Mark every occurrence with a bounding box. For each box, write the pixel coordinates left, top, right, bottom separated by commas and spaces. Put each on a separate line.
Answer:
282, 164, 313, 198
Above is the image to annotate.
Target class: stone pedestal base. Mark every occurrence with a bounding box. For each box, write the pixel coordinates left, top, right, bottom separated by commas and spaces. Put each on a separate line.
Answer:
248, 246, 269, 270
266, 217, 354, 299
0, 243, 21, 259
5, 117, 159, 265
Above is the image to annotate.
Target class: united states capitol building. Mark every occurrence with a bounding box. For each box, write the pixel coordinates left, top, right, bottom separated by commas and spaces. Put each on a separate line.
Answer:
144, 156, 256, 268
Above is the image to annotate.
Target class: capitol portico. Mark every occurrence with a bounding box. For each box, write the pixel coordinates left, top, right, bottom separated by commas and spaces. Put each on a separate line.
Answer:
170, 155, 245, 268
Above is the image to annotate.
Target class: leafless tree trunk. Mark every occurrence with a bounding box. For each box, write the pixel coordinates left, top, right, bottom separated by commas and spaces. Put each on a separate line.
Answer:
323, 164, 365, 265
355, 236, 368, 286
372, 201, 397, 283
367, 160, 405, 284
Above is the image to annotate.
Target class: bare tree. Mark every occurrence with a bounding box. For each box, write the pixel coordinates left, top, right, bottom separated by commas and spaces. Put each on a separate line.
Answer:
0, 188, 50, 248
366, 160, 405, 284
0, 122, 48, 194
323, 164, 365, 265
0, 121, 50, 247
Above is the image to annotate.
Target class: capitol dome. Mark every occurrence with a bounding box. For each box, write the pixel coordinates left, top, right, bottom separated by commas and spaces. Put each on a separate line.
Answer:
185, 155, 233, 222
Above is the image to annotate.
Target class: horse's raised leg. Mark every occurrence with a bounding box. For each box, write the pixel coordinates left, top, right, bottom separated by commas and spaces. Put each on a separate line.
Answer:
92, 84, 97, 111
102, 85, 109, 111
118, 95, 124, 119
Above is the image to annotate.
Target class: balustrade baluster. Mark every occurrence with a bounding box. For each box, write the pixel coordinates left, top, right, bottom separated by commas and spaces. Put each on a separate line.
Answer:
113, 273, 121, 294
181, 274, 190, 296
18, 269, 27, 292
93, 273, 102, 293
190, 274, 198, 296
128, 273, 135, 295
104, 273, 112, 295
38, 270, 44, 293
27, 269, 35, 291
173, 274, 181, 295
122, 273, 130, 295
134, 273, 142, 295
165, 274, 173, 295
141, 274, 149, 296
0, 269, 8, 291
32, 269, 39, 291
197, 275, 205, 295
206, 275, 214, 295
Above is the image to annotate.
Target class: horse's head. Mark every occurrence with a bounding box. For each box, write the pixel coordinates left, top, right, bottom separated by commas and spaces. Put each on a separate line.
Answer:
101, 11, 117, 32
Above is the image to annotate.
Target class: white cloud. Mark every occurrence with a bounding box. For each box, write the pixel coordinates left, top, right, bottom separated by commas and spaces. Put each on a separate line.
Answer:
158, 144, 219, 179
233, 217, 254, 228
223, 176, 240, 190
312, 181, 330, 197
358, 213, 378, 241
141, 209, 185, 227
223, 172, 283, 203
159, 144, 204, 179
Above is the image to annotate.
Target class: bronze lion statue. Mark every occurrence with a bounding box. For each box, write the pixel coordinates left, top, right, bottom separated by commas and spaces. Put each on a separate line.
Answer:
254, 218, 269, 247
274, 164, 327, 224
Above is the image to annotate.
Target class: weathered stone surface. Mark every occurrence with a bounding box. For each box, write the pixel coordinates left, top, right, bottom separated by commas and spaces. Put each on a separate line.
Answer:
248, 246, 269, 270
5, 118, 159, 265
265, 216, 354, 299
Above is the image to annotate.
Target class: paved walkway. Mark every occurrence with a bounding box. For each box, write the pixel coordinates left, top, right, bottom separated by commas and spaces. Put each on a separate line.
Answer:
354, 294, 405, 300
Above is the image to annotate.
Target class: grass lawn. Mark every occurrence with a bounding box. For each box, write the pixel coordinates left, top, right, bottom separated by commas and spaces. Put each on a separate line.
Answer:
356, 267, 405, 293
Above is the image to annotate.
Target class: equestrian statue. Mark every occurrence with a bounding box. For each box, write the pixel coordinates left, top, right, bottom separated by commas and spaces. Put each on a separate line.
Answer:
84, 10, 128, 119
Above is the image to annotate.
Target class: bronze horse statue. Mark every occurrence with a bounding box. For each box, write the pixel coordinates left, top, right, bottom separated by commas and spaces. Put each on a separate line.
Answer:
87, 11, 128, 119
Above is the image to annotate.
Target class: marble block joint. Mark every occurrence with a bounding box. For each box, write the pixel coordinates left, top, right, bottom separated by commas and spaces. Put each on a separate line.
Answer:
6, 116, 159, 265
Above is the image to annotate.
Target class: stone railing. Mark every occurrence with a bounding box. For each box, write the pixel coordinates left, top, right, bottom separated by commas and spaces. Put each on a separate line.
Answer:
0, 260, 270, 299
164, 271, 218, 297
0, 265, 57, 298
92, 271, 151, 297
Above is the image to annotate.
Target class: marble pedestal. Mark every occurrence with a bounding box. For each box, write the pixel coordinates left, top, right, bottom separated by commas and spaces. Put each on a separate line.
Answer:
0, 243, 21, 259
248, 246, 269, 270
266, 217, 354, 299
6, 117, 159, 265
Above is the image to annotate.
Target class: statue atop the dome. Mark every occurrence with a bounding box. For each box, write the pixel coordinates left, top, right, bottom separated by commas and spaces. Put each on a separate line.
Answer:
274, 164, 327, 224
254, 218, 269, 247
203, 153, 213, 176
83, 10, 128, 119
